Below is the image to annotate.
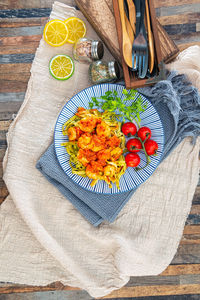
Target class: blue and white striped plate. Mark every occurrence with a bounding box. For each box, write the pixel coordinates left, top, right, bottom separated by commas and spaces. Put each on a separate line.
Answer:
54, 83, 164, 194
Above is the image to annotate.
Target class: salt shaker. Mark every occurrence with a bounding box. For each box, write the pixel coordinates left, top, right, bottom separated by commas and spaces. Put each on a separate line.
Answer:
89, 60, 120, 84
73, 38, 104, 63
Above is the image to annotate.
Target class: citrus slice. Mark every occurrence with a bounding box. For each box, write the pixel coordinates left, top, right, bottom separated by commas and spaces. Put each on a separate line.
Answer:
43, 19, 68, 47
49, 55, 75, 80
64, 17, 86, 44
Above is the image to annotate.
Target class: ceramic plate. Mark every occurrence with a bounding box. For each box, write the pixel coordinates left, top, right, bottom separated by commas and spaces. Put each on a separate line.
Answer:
54, 83, 164, 194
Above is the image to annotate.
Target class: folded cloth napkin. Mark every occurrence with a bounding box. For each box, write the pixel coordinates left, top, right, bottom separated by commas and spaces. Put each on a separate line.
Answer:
36, 71, 200, 226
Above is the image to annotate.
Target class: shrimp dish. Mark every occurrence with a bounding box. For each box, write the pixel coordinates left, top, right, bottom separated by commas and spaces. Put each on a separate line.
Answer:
62, 107, 127, 189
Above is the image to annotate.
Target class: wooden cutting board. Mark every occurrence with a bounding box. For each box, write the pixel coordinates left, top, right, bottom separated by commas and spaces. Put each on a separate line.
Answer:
75, 0, 179, 64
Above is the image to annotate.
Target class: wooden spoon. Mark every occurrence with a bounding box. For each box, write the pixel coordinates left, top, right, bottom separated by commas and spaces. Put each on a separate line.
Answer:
126, 0, 136, 34
118, 0, 132, 67
125, 13, 134, 44
145, 0, 154, 73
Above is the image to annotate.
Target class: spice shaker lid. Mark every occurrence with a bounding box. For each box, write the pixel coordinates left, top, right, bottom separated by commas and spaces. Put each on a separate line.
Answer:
108, 61, 120, 79
91, 41, 104, 60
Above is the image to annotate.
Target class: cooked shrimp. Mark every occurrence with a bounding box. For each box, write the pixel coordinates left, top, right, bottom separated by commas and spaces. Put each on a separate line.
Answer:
79, 116, 97, 133
90, 135, 106, 152
110, 147, 123, 161
96, 121, 111, 137
86, 161, 104, 180
77, 149, 89, 167
67, 127, 83, 141
96, 159, 107, 167
75, 127, 83, 139
97, 149, 111, 162
104, 165, 117, 178
77, 149, 97, 166
106, 135, 120, 148
67, 127, 77, 141
76, 107, 89, 118
78, 133, 93, 149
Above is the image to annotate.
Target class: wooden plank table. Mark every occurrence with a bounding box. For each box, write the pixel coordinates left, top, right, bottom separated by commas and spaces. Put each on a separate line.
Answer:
0, 0, 200, 299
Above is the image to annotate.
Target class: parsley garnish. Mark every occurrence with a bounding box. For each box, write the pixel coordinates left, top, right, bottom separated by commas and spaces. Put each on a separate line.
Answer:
89, 89, 147, 127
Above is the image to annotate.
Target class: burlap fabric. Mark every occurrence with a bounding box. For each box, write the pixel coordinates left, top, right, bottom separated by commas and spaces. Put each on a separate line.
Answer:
1, 2, 200, 297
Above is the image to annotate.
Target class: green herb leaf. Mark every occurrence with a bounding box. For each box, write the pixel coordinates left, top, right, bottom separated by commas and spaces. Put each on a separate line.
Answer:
88, 89, 147, 127
89, 102, 94, 109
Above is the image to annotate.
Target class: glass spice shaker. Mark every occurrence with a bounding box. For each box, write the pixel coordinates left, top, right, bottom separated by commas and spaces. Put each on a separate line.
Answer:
89, 60, 120, 84
73, 38, 104, 63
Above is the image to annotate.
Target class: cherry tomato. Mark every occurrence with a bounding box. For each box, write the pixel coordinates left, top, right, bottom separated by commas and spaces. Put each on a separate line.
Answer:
121, 122, 137, 136
126, 138, 142, 152
137, 126, 151, 141
144, 139, 158, 155
125, 153, 140, 167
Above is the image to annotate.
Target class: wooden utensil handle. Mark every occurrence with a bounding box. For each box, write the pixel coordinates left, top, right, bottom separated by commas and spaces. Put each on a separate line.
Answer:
118, 0, 126, 28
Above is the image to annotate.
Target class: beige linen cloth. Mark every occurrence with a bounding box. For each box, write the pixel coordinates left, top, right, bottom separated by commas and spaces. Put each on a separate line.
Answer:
1, 1, 200, 297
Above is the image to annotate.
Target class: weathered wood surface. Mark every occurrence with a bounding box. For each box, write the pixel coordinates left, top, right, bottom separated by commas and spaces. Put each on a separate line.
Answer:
0, 0, 200, 299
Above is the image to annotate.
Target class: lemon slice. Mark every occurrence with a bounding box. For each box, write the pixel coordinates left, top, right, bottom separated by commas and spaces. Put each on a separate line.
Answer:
43, 19, 69, 47
64, 17, 86, 44
49, 55, 75, 80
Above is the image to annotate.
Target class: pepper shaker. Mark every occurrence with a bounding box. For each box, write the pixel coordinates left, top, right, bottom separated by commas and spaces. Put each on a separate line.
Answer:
73, 38, 104, 63
89, 60, 120, 84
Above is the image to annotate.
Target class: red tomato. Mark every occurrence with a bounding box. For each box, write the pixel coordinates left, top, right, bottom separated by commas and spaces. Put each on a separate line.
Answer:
126, 138, 142, 152
137, 126, 151, 141
121, 122, 137, 136
144, 139, 158, 155
125, 153, 140, 167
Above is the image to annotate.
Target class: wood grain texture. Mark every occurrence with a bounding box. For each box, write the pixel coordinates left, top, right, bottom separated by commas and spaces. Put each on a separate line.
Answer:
0, 44, 39, 55
0, 26, 43, 37
181, 234, 200, 245
172, 32, 200, 45
0, 185, 9, 200
0, 17, 48, 27
0, 35, 42, 46
0, 283, 79, 294
0, 120, 11, 131
156, 20, 179, 63
163, 23, 196, 36
172, 244, 200, 264
0, 63, 31, 74
154, 0, 200, 8
193, 187, 200, 204
158, 13, 200, 26
0, 0, 74, 10
0, 92, 25, 103
0, 53, 35, 63
97, 284, 200, 299
161, 264, 200, 276
0, 290, 93, 300
100, 296, 200, 300
184, 225, 200, 234
0, 101, 23, 121
0, 73, 30, 82
1, 0, 200, 299
0, 8, 51, 18
157, 3, 200, 17
0, 80, 28, 93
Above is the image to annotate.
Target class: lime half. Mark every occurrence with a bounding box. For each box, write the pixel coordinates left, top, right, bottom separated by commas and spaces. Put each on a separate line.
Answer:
49, 54, 75, 80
